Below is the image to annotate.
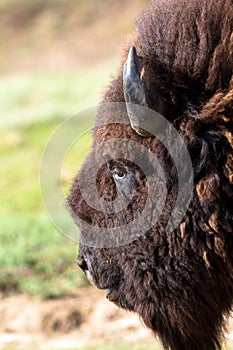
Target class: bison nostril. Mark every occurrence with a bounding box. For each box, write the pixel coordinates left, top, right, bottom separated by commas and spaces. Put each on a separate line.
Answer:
76, 256, 88, 272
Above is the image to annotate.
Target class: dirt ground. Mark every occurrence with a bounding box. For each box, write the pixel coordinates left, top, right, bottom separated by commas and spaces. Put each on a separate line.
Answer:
0, 287, 157, 349
1, 288, 233, 349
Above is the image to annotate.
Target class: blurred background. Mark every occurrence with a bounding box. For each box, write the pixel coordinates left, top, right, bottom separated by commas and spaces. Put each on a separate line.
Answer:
0, 1, 232, 349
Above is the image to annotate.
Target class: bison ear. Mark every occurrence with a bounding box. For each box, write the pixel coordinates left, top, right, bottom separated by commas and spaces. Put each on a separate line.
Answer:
123, 46, 165, 137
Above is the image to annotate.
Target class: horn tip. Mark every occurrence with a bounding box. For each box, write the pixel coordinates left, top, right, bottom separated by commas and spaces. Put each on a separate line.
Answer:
128, 46, 137, 60
125, 46, 139, 77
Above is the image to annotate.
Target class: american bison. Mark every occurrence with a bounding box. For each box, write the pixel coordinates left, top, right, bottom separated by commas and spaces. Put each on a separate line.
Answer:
68, 0, 233, 349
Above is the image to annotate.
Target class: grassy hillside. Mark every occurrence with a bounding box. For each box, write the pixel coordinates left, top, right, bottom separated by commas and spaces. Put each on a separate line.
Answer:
0, 0, 151, 298
0, 61, 119, 298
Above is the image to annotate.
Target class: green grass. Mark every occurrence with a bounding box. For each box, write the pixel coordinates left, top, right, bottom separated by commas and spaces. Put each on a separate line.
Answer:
0, 62, 116, 128
0, 118, 89, 298
0, 62, 117, 298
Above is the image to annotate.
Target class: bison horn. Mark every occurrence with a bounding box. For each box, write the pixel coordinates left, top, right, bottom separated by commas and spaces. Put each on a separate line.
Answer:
123, 46, 165, 137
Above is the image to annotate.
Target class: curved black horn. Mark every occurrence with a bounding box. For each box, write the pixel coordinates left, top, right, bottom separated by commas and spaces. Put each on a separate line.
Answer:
123, 47, 165, 137
123, 47, 149, 136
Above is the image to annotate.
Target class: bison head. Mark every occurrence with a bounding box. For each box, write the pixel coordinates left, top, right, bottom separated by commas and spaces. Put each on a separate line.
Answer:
67, 0, 233, 349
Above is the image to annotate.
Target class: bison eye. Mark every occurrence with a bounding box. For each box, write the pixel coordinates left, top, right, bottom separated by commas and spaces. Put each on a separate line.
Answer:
107, 163, 139, 199
112, 167, 126, 180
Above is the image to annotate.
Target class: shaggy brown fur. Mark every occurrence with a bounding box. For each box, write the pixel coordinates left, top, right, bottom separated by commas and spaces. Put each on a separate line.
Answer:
68, 0, 233, 349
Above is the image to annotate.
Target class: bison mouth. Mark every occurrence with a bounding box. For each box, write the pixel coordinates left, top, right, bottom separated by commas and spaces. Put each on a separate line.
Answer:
77, 254, 120, 294
105, 287, 134, 311
105, 288, 119, 302
77, 254, 133, 310
86, 272, 124, 307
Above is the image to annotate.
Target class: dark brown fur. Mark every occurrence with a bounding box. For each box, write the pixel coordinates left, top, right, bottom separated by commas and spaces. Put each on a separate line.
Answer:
68, 1, 233, 349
